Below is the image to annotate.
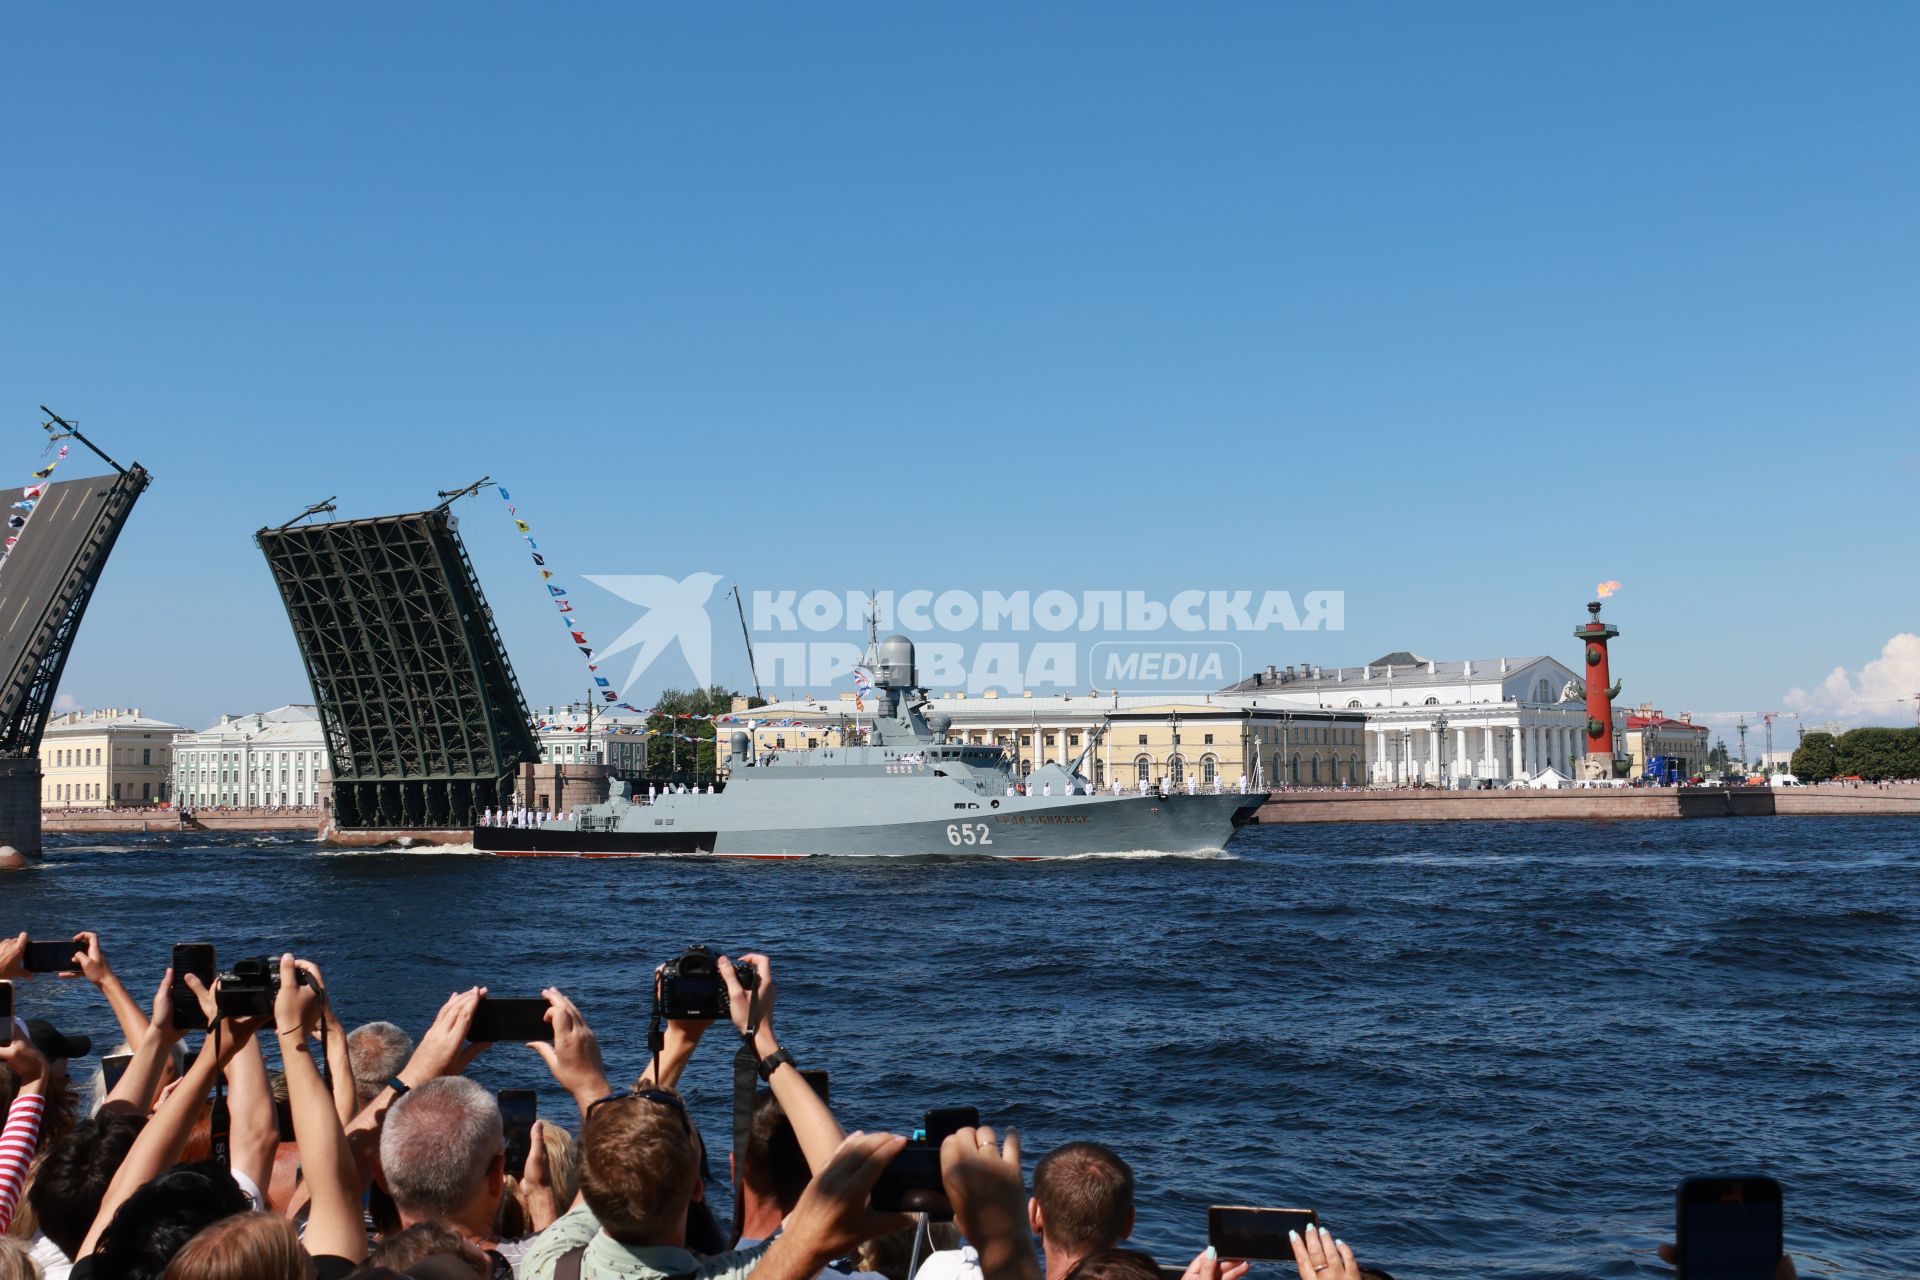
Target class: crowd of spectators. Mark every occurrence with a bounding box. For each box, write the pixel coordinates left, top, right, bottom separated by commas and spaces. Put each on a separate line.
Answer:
2, 932, 1790, 1280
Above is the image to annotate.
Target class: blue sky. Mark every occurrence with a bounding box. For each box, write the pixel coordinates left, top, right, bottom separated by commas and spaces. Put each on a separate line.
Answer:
4, 5, 1916, 737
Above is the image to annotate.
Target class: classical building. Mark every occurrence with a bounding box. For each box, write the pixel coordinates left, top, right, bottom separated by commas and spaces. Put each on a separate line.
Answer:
172, 705, 328, 809
728, 690, 1368, 790
1223, 651, 1607, 786
529, 706, 648, 771
1622, 707, 1710, 779
40, 708, 187, 807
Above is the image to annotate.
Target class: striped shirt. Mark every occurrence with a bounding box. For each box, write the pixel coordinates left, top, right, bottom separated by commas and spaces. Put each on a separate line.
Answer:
0, 1090, 47, 1232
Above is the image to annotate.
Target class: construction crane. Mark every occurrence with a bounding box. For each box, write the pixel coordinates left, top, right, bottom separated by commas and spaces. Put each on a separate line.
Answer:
728, 583, 763, 703
1760, 712, 1798, 766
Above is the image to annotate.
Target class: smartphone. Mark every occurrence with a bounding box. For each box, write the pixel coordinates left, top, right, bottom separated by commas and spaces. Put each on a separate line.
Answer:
274, 1096, 296, 1143
24, 938, 80, 973
500, 1088, 537, 1178
801, 1068, 829, 1102
1676, 1175, 1783, 1280
0, 982, 12, 1045
1208, 1206, 1322, 1261
101, 1051, 135, 1093
466, 997, 553, 1043
171, 943, 216, 1032
871, 1107, 981, 1218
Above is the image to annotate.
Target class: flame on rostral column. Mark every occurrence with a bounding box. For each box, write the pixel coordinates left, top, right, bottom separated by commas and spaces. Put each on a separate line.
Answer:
1596, 580, 1622, 599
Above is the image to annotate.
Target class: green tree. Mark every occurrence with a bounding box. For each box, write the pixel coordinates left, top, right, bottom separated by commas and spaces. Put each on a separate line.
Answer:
1790, 732, 1838, 782
1833, 726, 1920, 781
1708, 739, 1731, 774
644, 684, 749, 782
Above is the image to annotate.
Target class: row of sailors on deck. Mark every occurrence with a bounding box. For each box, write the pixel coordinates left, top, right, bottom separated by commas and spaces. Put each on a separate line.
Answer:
1010, 774, 1252, 797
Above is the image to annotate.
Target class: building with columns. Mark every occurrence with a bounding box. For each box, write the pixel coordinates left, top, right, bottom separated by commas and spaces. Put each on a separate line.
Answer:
1222, 651, 1608, 785
727, 690, 1368, 790
172, 705, 328, 809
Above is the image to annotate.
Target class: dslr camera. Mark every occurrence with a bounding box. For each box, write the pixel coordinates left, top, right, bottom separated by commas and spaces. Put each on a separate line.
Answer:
215, 956, 312, 1018
657, 944, 757, 1021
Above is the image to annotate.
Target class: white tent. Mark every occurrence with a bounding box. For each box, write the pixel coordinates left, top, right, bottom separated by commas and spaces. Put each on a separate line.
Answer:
1523, 766, 1574, 790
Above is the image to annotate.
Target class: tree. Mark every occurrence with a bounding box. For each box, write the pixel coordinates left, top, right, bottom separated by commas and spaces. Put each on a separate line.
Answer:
1833, 726, 1920, 781
1708, 739, 1731, 774
1790, 732, 1838, 782
644, 684, 749, 782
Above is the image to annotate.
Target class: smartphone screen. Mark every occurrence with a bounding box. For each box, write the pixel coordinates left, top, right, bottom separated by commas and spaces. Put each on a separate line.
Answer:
499, 1088, 537, 1178
1678, 1176, 1782, 1280
102, 1051, 135, 1093
24, 939, 80, 973
800, 1068, 830, 1102
172, 943, 216, 1032
466, 997, 553, 1043
1208, 1206, 1322, 1261
0, 982, 12, 1044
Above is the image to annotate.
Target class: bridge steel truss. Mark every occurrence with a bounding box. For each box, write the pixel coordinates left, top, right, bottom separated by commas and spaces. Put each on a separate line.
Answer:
0, 467, 152, 757
256, 505, 538, 830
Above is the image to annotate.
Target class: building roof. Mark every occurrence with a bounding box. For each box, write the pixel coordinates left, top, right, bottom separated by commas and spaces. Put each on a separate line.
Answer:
1627, 714, 1709, 735
738, 691, 1361, 722
176, 705, 324, 746
44, 708, 188, 735
1222, 654, 1563, 693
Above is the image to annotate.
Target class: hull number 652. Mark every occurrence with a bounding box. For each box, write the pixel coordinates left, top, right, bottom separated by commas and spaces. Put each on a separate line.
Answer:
946, 822, 993, 846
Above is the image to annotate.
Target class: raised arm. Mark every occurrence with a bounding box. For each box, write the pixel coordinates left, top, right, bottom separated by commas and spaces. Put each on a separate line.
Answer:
78, 975, 266, 1258
0, 1038, 49, 1233
752, 1132, 914, 1280
530, 988, 610, 1125
67, 933, 150, 1047
224, 1011, 280, 1205
721, 953, 845, 1173
342, 987, 487, 1189
321, 992, 357, 1126
102, 970, 186, 1115
940, 1126, 1041, 1280
275, 955, 367, 1263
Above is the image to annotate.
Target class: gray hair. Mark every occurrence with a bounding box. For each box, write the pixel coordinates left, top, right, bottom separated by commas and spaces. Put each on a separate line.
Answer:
348, 1021, 415, 1088
380, 1077, 502, 1218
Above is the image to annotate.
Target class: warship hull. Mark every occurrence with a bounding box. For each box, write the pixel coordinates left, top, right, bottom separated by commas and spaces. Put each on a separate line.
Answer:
475, 791, 1263, 859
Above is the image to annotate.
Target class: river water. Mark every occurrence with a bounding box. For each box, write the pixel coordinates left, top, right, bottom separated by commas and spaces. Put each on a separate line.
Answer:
6, 818, 1915, 1278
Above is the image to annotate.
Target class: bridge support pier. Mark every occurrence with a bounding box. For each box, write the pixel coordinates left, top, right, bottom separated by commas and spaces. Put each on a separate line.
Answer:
0, 758, 42, 866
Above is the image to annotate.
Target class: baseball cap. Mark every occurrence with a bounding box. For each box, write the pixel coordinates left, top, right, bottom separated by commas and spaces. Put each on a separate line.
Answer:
26, 1018, 92, 1061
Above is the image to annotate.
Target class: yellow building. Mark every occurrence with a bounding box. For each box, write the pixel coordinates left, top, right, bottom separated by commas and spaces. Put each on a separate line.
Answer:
731, 691, 1366, 789
39, 708, 187, 808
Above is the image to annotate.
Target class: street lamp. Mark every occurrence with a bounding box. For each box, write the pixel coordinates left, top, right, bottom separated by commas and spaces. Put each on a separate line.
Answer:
1432, 715, 1449, 790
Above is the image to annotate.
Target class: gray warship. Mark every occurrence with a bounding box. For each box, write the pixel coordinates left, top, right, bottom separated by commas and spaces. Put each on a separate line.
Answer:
475, 635, 1266, 858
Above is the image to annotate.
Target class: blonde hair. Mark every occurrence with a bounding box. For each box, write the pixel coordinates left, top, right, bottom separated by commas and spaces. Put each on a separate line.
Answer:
0, 1236, 42, 1280
161, 1211, 306, 1280
496, 1123, 582, 1237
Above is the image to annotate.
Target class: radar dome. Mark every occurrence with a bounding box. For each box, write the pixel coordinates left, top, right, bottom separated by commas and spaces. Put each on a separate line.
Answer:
729, 731, 751, 758
875, 634, 916, 687
926, 711, 953, 737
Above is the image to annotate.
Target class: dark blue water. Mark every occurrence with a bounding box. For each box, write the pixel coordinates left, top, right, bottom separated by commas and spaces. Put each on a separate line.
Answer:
6, 819, 1916, 1278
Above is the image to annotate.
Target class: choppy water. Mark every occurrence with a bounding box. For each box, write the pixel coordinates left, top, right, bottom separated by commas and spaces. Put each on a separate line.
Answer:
6, 818, 1917, 1278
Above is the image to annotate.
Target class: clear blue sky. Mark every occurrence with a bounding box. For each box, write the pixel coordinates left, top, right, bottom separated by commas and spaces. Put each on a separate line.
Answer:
4, 5, 1916, 736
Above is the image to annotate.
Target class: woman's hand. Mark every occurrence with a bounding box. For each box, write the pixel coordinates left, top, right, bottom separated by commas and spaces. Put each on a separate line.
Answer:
1289, 1225, 1359, 1280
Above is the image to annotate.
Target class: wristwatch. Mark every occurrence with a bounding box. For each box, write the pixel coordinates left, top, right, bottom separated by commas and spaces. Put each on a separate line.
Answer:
388, 1077, 412, 1098
757, 1047, 796, 1081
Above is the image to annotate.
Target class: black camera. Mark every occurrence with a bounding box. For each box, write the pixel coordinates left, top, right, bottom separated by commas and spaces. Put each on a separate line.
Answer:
657, 944, 757, 1021
214, 956, 312, 1018
870, 1107, 980, 1219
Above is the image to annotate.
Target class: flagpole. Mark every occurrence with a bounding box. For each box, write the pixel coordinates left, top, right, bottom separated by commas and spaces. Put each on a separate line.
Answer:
40, 406, 130, 477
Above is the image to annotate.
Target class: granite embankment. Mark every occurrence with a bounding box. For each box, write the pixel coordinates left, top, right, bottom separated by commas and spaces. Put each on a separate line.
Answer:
41, 807, 324, 835
1254, 782, 1920, 822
